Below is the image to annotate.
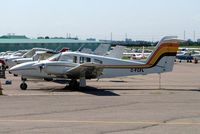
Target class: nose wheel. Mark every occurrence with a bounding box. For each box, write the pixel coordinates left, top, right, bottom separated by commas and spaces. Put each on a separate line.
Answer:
20, 83, 28, 90
20, 78, 28, 90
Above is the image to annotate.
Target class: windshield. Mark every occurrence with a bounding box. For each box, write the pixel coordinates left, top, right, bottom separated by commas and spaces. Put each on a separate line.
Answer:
22, 49, 36, 58
58, 54, 73, 62
48, 53, 61, 61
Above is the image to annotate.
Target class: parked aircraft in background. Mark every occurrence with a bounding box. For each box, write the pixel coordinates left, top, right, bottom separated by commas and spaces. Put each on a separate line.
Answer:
176, 51, 193, 63
106, 46, 125, 59
10, 36, 180, 90
0, 50, 28, 66
192, 51, 200, 62
5, 48, 56, 68
123, 47, 151, 60
13, 50, 57, 65
79, 44, 124, 59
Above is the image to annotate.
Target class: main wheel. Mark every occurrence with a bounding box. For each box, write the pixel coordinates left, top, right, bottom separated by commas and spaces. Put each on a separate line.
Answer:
69, 79, 79, 88
44, 78, 53, 81
20, 83, 28, 90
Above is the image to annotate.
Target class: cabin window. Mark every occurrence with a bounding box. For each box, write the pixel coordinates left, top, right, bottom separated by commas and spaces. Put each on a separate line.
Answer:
73, 56, 77, 63
80, 57, 85, 63
94, 59, 103, 64
86, 57, 91, 62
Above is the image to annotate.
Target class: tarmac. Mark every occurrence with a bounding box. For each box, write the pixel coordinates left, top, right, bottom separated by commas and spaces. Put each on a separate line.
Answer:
0, 62, 200, 134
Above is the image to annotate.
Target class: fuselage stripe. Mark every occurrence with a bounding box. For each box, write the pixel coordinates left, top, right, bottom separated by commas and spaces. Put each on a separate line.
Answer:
100, 42, 179, 69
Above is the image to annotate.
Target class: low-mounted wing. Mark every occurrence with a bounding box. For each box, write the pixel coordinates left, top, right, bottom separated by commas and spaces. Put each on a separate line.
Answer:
65, 63, 103, 79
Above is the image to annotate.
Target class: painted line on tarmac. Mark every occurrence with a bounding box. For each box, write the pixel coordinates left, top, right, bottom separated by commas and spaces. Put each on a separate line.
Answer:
0, 119, 200, 125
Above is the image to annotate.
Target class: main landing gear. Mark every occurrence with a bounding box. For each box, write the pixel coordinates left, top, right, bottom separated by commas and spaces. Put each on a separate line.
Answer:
69, 79, 79, 88
67, 78, 86, 89
20, 77, 28, 90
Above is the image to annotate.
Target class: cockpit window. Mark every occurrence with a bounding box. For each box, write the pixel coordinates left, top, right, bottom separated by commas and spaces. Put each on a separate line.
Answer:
59, 55, 73, 62
23, 49, 36, 58
48, 53, 61, 61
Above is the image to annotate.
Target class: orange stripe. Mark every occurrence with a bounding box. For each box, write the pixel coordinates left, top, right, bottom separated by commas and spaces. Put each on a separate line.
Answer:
147, 46, 178, 65
147, 43, 179, 64
101, 42, 179, 68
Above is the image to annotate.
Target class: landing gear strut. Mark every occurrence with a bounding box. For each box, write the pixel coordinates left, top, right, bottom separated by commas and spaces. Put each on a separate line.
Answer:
79, 77, 86, 87
20, 78, 28, 90
68, 77, 87, 89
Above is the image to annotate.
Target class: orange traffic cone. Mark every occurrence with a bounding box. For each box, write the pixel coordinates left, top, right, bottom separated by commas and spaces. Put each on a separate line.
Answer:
0, 81, 3, 95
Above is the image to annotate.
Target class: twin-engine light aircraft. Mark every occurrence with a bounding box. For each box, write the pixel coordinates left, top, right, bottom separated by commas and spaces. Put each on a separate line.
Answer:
10, 36, 180, 90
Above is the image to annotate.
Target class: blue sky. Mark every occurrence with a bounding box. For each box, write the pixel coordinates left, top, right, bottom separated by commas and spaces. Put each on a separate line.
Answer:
0, 0, 200, 41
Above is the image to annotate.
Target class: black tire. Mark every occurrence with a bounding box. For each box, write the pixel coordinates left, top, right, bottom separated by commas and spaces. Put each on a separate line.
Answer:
20, 83, 28, 90
69, 80, 79, 88
44, 78, 53, 81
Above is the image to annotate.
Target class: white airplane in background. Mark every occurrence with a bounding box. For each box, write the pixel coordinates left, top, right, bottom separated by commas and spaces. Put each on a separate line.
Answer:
79, 44, 125, 59
5, 48, 55, 68
0, 50, 28, 66
124, 46, 151, 60
12, 50, 57, 65
10, 36, 180, 90
80, 44, 110, 56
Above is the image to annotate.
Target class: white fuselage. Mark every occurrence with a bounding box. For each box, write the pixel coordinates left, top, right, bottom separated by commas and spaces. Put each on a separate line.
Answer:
10, 51, 175, 79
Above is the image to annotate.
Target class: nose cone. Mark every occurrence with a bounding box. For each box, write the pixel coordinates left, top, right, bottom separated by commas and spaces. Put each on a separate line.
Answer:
9, 62, 36, 75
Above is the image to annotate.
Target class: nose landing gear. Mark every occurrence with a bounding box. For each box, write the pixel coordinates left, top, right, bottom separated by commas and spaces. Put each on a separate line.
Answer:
20, 83, 27, 90
20, 77, 28, 90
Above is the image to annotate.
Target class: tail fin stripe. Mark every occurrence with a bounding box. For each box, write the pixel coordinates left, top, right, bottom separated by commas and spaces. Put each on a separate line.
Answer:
102, 40, 179, 69
147, 43, 179, 65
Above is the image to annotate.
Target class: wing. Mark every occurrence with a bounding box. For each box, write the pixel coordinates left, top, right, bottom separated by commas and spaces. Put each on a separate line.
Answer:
65, 63, 103, 79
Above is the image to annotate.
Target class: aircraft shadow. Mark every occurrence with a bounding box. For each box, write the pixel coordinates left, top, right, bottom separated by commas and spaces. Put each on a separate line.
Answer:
57, 86, 120, 96
28, 86, 120, 96
52, 79, 69, 84
107, 88, 200, 92
51, 80, 120, 96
